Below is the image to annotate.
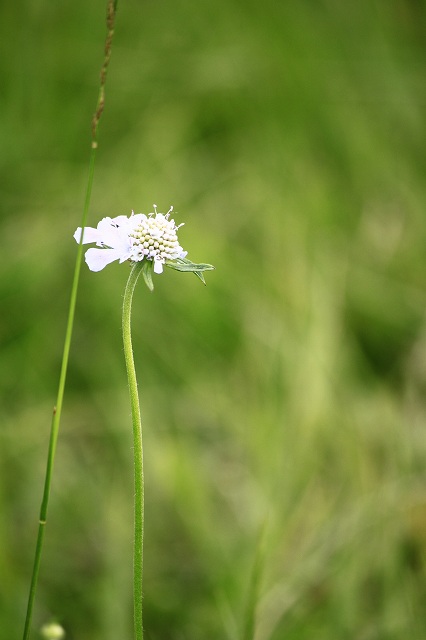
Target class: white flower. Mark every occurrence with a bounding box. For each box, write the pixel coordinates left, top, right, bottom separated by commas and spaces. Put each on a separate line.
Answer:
74, 206, 187, 273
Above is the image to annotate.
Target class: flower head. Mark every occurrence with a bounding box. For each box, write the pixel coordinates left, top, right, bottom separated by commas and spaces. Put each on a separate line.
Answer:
74, 206, 186, 274
74, 206, 214, 289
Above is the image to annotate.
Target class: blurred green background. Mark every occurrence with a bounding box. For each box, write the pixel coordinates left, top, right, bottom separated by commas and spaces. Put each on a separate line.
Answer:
1, 1, 426, 638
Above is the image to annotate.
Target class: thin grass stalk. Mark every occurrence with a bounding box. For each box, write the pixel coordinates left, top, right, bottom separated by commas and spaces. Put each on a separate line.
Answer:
122, 262, 145, 640
22, 3, 118, 638
242, 522, 268, 640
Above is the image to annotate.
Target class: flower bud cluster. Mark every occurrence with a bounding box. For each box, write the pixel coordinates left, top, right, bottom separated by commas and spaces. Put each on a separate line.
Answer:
129, 209, 186, 267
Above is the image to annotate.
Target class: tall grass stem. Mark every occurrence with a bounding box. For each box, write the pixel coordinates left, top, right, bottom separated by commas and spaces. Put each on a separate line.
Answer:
242, 522, 268, 640
22, 3, 118, 638
122, 262, 145, 640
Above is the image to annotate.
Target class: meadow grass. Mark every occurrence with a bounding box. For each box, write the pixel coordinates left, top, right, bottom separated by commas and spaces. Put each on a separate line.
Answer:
1, 1, 426, 638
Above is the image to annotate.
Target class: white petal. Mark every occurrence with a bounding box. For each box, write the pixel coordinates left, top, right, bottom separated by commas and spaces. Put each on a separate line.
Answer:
74, 226, 101, 244
129, 213, 146, 228
84, 248, 123, 272
153, 259, 164, 274
111, 215, 130, 226
96, 217, 132, 252
118, 250, 132, 263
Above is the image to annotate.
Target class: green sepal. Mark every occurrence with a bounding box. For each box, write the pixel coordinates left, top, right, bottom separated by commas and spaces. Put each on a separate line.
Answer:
141, 259, 154, 292
193, 271, 207, 285
165, 257, 214, 274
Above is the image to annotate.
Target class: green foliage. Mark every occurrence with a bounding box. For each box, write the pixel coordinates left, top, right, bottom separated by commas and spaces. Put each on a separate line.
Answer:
1, 1, 426, 639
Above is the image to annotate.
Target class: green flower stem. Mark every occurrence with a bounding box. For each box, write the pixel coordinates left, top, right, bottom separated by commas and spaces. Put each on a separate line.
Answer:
22, 3, 118, 638
122, 262, 145, 640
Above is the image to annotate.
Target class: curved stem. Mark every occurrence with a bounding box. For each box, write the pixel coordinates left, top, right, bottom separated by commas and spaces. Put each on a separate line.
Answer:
122, 262, 145, 640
